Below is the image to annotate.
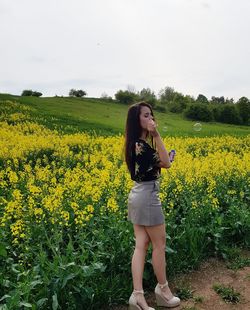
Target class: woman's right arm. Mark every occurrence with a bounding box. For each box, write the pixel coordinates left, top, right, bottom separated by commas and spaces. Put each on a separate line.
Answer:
147, 119, 171, 169
153, 135, 171, 169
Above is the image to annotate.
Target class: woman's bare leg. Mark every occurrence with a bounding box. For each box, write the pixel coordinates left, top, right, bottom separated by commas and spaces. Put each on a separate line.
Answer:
131, 224, 150, 308
144, 223, 174, 299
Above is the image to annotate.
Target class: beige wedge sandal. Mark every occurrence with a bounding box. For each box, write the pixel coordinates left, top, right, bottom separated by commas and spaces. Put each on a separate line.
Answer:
128, 289, 155, 310
155, 281, 180, 308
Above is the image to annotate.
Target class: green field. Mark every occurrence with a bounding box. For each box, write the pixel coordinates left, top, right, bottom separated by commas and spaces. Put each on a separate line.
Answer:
0, 94, 250, 309
0, 93, 249, 137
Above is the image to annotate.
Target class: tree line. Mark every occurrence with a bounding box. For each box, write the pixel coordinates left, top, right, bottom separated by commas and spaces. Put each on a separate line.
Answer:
20, 86, 250, 125
114, 86, 250, 125
21, 89, 87, 98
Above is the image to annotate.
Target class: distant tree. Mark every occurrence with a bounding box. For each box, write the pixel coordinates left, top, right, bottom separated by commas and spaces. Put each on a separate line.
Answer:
69, 89, 87, 97
155, 105, 167, 113
185, 95, 196, 105
168, 101, 183, 113
158, 86, 175, 104
211, 96, 225, 104
21, 89, 33, 96
211, 105, 223, 122
115, 90, 138, 104
69, 89, 76, 97
183, 103, 213, 121
158, 87, 189, 113
21, 89, 42, 97
76, 90, 87, 97
32, 91, 42, 97
168, 92, 188, 113
219, 104, 242, 124
138, 88, 157, 107
196, 94, 208, 104
236, 96, 250, 124
100, 92, 113, 101
225, 97, 235, 105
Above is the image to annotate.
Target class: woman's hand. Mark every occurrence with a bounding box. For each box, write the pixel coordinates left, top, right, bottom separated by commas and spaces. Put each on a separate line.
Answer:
147, 119, 160, 138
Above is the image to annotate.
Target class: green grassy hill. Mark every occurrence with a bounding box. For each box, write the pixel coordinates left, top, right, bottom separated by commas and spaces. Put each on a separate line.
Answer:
0, 93, 249, 137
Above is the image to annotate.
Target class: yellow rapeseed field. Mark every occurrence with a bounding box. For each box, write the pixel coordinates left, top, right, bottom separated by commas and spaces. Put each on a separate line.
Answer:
0, 108, 249, 246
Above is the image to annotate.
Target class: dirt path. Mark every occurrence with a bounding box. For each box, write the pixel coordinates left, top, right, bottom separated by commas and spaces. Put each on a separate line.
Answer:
112, 251, 250, 310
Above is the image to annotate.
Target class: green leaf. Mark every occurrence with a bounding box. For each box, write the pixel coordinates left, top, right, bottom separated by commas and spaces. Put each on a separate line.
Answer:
11, 264, 20, 274
59, 262, 75, 270
2, 280, 10, 288
65, 262, 75, 268
166, 246, 176, 254
36, 298, 48, 308
19, 301, 32, 308
30, 280, 43, 289
166, 234, 171, 240
81, 265, 94, 277
72, 285, 80, 293
0, 243, 7, 257
92, 262, 106, 272
0, 295, 11, 302
214, 233, 222, 238
52, 293, 58, 310
62, 273, 76, 288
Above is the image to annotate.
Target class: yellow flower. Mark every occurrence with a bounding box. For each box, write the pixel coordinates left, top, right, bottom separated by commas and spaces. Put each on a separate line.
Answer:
107, 197, 119, 213
0, 109, 249, 237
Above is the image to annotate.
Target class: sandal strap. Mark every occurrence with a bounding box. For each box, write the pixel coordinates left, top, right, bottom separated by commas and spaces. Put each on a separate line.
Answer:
158, 281, 168, 289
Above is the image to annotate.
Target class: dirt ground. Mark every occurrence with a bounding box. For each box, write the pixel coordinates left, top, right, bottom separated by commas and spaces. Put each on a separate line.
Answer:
112, 251, 250, 310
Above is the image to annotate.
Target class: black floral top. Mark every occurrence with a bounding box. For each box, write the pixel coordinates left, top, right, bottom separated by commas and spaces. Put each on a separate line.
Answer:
131, 139, 161, 182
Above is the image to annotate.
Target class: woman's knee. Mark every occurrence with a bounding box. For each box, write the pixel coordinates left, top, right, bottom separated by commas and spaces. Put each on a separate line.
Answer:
151, 236, 166, 251
135, 238, 150, 251
152, 243, 166, 251
133, 224, 150, 251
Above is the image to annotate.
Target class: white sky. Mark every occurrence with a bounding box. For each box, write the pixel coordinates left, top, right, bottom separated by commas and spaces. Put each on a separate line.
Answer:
1, 0, 250, 101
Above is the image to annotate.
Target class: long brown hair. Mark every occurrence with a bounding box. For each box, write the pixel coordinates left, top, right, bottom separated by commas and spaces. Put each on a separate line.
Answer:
123, 101, 157, 176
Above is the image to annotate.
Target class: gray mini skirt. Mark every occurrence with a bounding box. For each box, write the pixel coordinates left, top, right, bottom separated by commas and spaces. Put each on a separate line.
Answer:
127, 179, 165, 226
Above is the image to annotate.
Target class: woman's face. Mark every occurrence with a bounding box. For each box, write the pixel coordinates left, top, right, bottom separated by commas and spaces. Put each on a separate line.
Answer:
139, 106, 154, 131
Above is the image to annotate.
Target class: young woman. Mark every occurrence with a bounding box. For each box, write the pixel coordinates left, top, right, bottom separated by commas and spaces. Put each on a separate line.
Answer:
124, 102, 180, 310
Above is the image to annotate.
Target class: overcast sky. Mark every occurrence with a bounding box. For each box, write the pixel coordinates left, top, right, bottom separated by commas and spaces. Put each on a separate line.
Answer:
1, 0, 249, 101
